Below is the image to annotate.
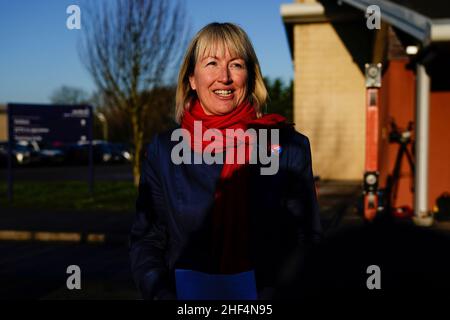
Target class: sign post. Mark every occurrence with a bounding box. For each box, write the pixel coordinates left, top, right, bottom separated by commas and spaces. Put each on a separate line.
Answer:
6, 103, 94, 201
7, 106, 14, 202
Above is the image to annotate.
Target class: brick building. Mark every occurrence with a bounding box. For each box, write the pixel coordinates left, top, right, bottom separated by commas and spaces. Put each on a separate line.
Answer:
281, 0, 450, 218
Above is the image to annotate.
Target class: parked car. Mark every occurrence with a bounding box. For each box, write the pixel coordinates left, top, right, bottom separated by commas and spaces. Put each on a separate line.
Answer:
39, 146, 65, 165
16, 140, 65, 166
0, 141, 41, 166
110, 143, 133, 163
62, 140, 131, 165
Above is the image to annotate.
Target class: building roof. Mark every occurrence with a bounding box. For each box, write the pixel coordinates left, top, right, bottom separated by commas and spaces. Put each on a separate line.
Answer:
339, 0, 450, 45
375, 0, 450, 20
281, 1, 450, 48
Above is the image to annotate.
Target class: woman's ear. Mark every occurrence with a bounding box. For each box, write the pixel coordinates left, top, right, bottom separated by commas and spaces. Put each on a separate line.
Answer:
189, 75, 196, 91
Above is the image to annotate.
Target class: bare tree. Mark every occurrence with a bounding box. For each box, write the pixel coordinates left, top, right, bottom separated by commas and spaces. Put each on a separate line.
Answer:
50, 85, 89, 105
80, 0, 189, 186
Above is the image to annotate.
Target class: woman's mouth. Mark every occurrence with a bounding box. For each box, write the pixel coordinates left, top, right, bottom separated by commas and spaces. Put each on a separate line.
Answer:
213, 89, 234, 97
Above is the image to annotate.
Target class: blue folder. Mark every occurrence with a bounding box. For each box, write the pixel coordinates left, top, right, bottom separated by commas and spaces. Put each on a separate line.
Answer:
175, 269, 257, 300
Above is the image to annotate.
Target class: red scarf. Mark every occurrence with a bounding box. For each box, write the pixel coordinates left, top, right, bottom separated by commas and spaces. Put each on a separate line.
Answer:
182, 99, 288, 274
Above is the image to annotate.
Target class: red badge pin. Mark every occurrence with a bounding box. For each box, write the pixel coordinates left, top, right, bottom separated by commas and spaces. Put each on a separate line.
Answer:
270, 144, 282, 155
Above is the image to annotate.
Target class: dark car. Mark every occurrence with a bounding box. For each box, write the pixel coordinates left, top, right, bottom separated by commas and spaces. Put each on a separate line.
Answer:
62, 140, 130, 165
0, 141, 41, 166
16, 141, 65, 166
38, 142, 66, 165
109, 142, 133, 163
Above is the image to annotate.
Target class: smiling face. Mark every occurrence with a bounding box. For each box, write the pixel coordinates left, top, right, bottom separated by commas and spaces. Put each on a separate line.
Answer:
189, 45, 248, 116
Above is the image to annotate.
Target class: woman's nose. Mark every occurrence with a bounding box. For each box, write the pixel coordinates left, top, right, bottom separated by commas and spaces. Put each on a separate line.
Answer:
217, 65, 232, 83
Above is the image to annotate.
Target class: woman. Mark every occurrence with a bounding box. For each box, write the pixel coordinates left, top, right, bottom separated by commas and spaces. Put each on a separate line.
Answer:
129, 22, 322, 300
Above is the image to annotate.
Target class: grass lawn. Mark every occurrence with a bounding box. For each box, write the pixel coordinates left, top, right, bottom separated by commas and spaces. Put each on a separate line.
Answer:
0, 181, 137, 212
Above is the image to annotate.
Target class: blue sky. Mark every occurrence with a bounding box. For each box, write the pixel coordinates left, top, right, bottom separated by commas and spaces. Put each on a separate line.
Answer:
0, 0, 294, 104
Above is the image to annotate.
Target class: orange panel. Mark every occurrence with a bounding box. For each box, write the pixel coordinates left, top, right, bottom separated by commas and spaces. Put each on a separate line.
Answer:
379, 60, 450, 210
429, 92, 450, 209
379, 60, 415, 209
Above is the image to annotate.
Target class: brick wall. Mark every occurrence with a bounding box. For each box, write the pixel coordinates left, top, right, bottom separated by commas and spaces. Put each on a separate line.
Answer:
293, 22, 365, 180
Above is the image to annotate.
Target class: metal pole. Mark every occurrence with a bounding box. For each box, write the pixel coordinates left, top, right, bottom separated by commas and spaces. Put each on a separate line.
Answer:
414, 64, 430, 222
88, 106, 94, 195
7, 104, 14, 203
363, 63, 382, 221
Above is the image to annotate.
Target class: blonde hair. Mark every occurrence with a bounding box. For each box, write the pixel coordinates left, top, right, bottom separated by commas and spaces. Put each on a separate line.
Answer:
175, 22, 268, 123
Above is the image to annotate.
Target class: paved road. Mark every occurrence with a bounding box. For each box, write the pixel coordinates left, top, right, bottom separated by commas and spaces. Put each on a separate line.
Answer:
0, 208, 137, 299
3, 180, 449, 301
0, 242, 140, 299
0, 180, 362, 300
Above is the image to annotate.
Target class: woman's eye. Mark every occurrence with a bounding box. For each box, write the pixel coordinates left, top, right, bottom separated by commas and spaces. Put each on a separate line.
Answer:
206, 61, 216, 66
231, 63, 243, 69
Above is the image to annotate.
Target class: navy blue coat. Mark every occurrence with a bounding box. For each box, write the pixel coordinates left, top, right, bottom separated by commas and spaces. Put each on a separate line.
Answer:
129, 126, 322, 300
